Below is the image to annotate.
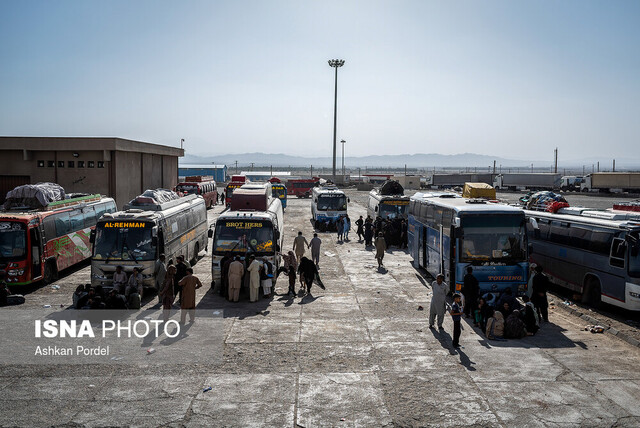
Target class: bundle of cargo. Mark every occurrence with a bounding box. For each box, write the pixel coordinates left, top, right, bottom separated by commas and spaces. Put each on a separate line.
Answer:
127, 189, 179, 206
2, 182, 66, 210
379, 180, 404, 196
525, 191, 569, 213
462, 182, 496, 199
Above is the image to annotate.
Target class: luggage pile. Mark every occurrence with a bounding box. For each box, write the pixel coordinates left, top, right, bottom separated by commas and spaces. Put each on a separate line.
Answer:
525, 191, 569, 213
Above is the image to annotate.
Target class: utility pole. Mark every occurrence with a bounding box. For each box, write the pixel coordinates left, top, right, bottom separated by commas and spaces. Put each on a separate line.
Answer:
270, 165, 273, 176
554, 147, 558, 173
310, 165, 313, 177
250, 162, 255, 171
235, 160, 238, 175
597, 161, 600, 172
493, 160, 496, 175
328, 59, 345, 182
404, 164, 407, 177
613, 159, 616, 172
341, 139, 346, 181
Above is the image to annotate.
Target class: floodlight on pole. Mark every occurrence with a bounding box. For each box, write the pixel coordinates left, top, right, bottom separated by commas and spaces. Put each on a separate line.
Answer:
328, 59, 345, 182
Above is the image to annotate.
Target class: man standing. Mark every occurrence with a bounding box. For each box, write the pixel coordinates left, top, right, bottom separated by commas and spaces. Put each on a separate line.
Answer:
374, 233, 387, 268
336, 216, 345, 241
228, 256, 244, 302
112, 265, 128, 294
364, 218, 374, 246
178, 268, 202, 323
429, 273, 448, 330
126, 267, 143, 309
220, 255, 233, 299
355, 216, 364, 242
309, 233, 322, 268
531, 265, 550, 322
461, 266, 479, 318
246, 254, 262, 302
154, 254, 166, 304
293, 231, 309, 264
174, 255, 190, 304
450, 293, 463, 348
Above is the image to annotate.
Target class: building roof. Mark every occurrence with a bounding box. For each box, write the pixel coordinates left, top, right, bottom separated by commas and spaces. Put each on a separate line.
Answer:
0, 137, 184, 157
241, 171, 292, 176
179, 164, 227, 169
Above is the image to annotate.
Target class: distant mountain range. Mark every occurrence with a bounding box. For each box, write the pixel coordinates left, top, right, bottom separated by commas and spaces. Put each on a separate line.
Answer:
181, 152, 640, 170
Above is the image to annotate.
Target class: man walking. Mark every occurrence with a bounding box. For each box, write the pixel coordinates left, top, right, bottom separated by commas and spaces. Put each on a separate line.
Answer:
178, 268, 202, 323
298, 256, 319, 296
531, 265, 550, 322
355, 216, 364, 242
309, 233, 322, 268
450, 293, 463, 348
375, 232, 387, 268
174, 255, 190, 304
154, 254, 166, 304
429, 273, 448, 330
461, 266, 479, 318
293, 231, 309, 264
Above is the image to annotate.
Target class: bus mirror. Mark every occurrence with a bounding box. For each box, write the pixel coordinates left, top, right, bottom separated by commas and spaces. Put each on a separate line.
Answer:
453, 217, 461, 227
375, 206, 378, 212
152, 226, 158, 237
208, 229, 214, 238
348, 198, 350, 203
152, 236, 158, 247
275, 243, 281, 252
529, 218, 539, 230
89, 229, 96, 244
275, 230, 280, 240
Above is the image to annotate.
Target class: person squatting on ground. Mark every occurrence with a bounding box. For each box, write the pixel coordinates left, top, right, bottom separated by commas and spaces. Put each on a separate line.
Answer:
228, 256, 244, 302
486, 310, 505, 340
450, 293, 463, 348
247, 254, 262, 302
178, 268, 202, 323
309, 233, 322, 268
293, 231, 309, 264
375, 233, 387, 268
429, 273, 448, 329
125, 267, 143, 309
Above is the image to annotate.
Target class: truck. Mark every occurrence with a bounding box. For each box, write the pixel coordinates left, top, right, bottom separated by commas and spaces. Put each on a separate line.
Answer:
559, 176, 584, 191
580, 172, 640, 193
493, 173, 561, 191
430, 173, 494, 188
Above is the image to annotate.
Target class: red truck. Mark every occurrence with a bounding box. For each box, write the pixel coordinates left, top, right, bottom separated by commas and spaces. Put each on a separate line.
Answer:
287, 177, 320, 198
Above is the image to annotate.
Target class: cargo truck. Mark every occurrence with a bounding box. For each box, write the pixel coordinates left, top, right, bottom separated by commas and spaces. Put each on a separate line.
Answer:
430, 173, 494, 188
493, 173, 561, 191
580, 172, 640, 193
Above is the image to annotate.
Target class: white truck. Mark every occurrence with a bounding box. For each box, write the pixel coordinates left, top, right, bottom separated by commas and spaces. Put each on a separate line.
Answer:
493, 173, 561, 191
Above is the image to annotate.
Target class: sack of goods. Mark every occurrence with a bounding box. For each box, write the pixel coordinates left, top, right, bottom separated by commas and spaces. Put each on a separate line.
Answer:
3, 183, 66, 209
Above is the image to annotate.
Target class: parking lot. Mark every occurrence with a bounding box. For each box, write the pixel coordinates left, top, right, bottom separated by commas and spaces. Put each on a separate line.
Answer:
2, 191, 640, 427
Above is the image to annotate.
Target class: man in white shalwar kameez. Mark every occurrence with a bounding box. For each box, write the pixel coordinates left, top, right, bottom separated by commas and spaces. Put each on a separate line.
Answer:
429, 273, 448, 329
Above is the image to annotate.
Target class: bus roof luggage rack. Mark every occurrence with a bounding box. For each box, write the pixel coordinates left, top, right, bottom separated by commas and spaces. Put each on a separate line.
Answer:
124, 190, 194, 211
581, 210, 632, 221
185, 175, 214, 182
3, 182, 66, 210
465, 198, 487, 204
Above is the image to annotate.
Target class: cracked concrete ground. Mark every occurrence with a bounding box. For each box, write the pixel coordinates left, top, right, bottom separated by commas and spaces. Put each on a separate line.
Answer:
1, 191, 640, 427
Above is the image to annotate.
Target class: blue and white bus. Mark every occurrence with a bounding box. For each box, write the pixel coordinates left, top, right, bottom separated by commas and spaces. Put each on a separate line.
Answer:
311, 185, 348, 231
408, 192, 529, 295
525, 207, 640, 310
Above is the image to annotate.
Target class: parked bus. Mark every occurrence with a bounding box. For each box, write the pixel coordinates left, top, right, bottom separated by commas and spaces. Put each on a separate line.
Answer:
0, 193, 116, 285
311, 185, 349, 231
176, 175, 218, 208
225, 176, 247, 207
367, 189, 409, 220
271, 182, 287, 209
525, 207, 640, 310
408, 192, 529, 295
210, 185, 284, 287
90, 193, 208, 289
288, 178, 319, 198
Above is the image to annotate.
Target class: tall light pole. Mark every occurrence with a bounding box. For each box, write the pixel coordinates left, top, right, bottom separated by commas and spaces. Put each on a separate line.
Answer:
328, 59, 345, 182
341, 139, 346, 181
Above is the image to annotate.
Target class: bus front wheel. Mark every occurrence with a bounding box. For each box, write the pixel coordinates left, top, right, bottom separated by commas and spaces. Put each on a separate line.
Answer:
582, 277, 602, 308
43, 260, 58, 284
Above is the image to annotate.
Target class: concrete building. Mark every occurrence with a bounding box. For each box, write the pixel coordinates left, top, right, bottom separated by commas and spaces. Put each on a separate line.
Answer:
393, 175, 422, 190
178, 164, 227, 183
0, 137, 184, 208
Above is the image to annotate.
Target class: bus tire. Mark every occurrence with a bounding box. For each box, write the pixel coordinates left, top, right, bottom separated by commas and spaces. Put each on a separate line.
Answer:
191, 243, 200, 266
43, 260, 58, 284
582, 277, 602, 308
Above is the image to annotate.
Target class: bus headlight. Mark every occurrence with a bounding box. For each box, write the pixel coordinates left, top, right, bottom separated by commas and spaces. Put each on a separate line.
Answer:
7, 269, 24, 276
92, 273, 108, 280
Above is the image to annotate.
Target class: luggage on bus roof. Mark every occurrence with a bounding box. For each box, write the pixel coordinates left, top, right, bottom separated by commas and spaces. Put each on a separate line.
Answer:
3, 182, 66, 210
462, 182, 496, 199
128, 189, 180, 206
379, 180, 404, 196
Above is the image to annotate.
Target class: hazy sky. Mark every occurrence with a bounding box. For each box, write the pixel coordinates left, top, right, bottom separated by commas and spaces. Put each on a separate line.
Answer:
1, 1, 639, 160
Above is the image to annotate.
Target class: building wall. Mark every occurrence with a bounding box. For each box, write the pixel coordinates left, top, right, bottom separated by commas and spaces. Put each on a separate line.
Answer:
393, 175, 422, 190
178, 167, 226, 182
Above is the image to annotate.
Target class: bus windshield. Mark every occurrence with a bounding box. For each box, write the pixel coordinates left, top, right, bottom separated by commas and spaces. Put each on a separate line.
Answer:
379, 201, 408, 219
0, 222, 26, 260
459, 215, 526, 263
272, 186, 286, 199
177, 184, 198, 195
93, 223, 156, 261
214, 220, 274, 255
317, 195, 347, 211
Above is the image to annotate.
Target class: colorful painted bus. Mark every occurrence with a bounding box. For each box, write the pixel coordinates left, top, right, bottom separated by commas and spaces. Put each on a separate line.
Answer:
408, 192, 529, 295
0, 194, 116, 285
225, 176, 247, 207
176, 175, 218, 209
288, 178, 320, 198
271, 182, 287, 209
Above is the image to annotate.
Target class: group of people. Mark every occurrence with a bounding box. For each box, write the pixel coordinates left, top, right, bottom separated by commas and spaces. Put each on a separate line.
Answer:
355, 215, 408, 249
428, 265, 552, 347
218, 253, 276, 302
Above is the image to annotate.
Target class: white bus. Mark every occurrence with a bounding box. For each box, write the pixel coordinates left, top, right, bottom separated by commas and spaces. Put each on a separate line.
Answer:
525, 207, 640, 310
91, 193, 208, 289
210, 186, 284, 287
367, 188, 410, 220
311, 185, 349, 231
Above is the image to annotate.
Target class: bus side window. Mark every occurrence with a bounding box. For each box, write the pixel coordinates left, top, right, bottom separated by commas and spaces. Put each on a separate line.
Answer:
43, 217, 55, 242
83, 207, 97, 228
69, 212, 84, 231
610, 238, 626, 268
590, 230, 614, 255
54, 213, 71, 237
94, 203, 106, 221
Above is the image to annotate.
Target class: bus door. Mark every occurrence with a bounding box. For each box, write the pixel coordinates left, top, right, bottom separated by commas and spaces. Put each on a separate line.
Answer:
439, 225, 445, 277
449, 225, 457, 291
29, 226, 43, 279
418, 225, 426, 269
